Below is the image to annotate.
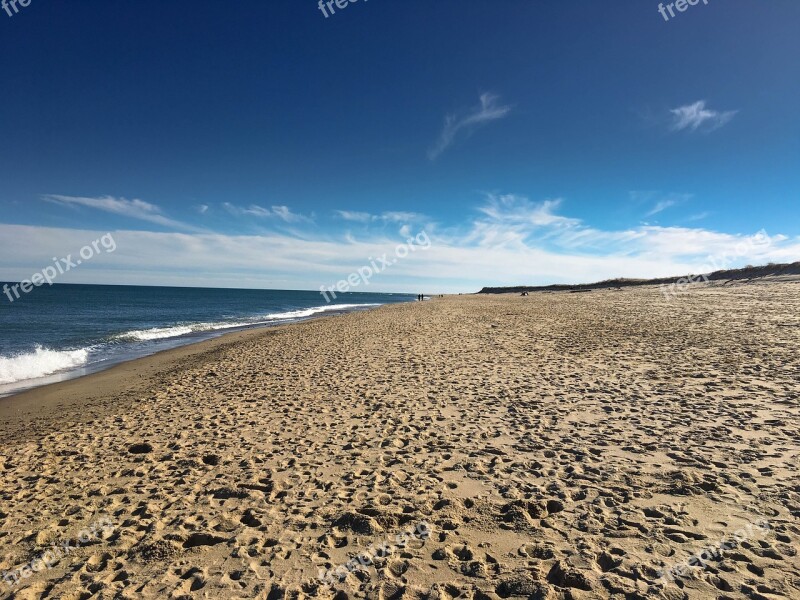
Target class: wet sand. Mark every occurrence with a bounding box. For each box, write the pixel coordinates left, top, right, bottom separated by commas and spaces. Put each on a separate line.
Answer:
1, 281, 799, 599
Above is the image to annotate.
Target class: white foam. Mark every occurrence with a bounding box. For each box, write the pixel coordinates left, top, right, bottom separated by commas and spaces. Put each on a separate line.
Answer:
0, 346, 90, 385
261, 303, 380, 320
120, 326, 195, 341
116, 304, 380, 342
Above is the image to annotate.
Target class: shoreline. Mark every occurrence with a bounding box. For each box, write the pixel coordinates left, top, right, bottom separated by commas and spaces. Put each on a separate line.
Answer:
0, 301, 398, 406
0, 305, 397, 442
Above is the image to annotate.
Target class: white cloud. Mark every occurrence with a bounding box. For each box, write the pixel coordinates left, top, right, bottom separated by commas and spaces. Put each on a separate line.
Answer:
224, 203, 313, 224
646, 199, 677, 216
1, 220, 795, 294
382, 211, 423, 223
477, 195, 579, 228
670, 100, 738, 132
4, 194, 798, 293
458, 194, 585, 250
630, 191, 692, 218
458, 193, 791, 265
428, 93, 512, 160
271, 205, 311, 223
335, 210, 425, 224
43, 195, 199, 231
334, 210, 372, 223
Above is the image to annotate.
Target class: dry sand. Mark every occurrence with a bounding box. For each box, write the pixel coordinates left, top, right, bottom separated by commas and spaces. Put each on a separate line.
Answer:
1, 281, 799, 600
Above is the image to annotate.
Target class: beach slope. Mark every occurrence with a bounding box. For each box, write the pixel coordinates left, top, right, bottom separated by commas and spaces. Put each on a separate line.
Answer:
1, 281, 799, 599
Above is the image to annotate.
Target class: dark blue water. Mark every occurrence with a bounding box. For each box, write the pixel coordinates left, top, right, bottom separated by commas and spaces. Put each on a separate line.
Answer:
0, 284, 413, 397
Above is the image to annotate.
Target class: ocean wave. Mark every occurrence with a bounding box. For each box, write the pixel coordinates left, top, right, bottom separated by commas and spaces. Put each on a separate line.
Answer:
115, 303, 381, 342
0, 346, 90, 385
119, 326, 196, 341
261, 303, 380, 320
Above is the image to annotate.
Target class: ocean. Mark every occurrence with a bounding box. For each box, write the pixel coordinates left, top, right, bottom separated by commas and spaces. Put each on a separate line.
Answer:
0, 284, 414, 397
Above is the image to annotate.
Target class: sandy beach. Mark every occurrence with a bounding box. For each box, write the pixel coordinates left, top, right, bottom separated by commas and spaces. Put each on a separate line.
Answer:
1, 281, 799, 600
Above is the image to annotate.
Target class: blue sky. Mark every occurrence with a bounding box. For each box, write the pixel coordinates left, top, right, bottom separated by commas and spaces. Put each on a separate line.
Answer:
0, 0, 798, 293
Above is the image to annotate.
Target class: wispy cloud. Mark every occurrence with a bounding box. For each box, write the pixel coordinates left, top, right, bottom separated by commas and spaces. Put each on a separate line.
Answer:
335, 210, 372, 223
630, 191, 691, 218
466, 194, 794, 270
477, 194, 579, 228
335, 210, 425, 224
645, 200, 677, 216
224, 203, 313, 224
43, 195, 198, 231
462, 194, 630, 251
670, 100, 738, 132
428, 93, 512, 160
270, 205, 312, 223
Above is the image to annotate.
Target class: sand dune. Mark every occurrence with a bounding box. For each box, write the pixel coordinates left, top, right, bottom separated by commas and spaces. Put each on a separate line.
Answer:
1, 281, 799, 599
